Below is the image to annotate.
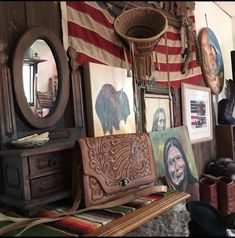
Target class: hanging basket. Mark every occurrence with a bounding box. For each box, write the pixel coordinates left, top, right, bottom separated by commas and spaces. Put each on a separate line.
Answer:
114, 7, 168, 55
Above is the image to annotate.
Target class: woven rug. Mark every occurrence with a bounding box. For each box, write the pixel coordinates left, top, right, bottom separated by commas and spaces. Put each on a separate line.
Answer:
0, 190, 176, 236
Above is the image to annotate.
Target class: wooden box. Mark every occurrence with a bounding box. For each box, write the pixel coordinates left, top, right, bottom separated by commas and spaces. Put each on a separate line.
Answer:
0, 141, 74, 216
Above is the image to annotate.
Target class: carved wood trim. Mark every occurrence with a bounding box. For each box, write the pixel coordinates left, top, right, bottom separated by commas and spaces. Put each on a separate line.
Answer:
0, 39, 16, 148
67, 46, 85, 130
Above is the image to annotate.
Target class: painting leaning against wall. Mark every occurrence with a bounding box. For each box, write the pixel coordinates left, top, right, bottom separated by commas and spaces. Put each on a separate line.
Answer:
83, 62, 136, 136
149, 126, 199, 201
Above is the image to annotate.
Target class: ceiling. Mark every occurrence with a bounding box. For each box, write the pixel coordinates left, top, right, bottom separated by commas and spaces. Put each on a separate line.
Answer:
214, 1, 235, 17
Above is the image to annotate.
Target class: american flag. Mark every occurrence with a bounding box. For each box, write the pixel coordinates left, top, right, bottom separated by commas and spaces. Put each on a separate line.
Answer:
60, 1, 203, 88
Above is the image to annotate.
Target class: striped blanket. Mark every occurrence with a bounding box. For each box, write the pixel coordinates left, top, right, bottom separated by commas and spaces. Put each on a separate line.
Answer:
0, 191, 175, 236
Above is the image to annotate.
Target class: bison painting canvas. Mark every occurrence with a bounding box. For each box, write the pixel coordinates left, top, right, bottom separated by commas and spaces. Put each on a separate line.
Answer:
95, 84, 130, 134
83, 62, 136, 136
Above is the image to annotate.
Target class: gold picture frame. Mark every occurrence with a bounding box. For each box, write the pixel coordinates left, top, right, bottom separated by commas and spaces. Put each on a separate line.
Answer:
181, 83, 213, 144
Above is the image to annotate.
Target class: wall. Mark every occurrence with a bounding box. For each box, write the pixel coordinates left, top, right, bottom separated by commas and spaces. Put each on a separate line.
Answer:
0, 1, 232, 181
233, 17, 235, 44
0, 2, 85, 139
189, 2, 234, 177
32, 1, 233, 178
0, 2, 65, 138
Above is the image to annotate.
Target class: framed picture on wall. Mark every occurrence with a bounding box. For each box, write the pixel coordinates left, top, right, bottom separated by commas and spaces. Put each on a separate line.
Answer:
181, 83, 213, 144
140, 84, 174, 132
83, 62, 136, 137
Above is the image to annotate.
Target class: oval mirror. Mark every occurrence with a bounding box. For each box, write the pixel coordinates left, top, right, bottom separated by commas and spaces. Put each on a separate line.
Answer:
12, 26, 69, 128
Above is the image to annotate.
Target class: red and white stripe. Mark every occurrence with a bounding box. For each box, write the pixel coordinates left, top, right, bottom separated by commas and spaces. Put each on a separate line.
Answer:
61, 1, 203, 88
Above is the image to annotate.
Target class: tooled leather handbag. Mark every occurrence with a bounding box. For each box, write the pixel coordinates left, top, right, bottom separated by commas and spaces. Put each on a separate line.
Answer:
0, 133, 165, 236
71, 132, 160, 210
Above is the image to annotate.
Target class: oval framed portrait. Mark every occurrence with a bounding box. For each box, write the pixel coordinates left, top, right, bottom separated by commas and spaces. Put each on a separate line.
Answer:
199, 27, 224, 95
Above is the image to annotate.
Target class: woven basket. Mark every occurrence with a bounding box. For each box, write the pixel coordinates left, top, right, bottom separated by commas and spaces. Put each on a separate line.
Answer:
114, 7, 168, 55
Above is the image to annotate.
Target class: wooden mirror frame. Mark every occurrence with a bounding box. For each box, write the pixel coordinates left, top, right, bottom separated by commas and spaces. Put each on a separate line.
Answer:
12, 26, 69, 128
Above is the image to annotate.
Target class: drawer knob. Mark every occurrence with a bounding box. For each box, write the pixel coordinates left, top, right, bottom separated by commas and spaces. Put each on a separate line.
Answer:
48, 158, 57, 168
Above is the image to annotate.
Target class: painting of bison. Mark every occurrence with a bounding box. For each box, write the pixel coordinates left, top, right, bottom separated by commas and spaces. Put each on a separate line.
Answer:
95, 84, 130, 134
84, 62, 136, 136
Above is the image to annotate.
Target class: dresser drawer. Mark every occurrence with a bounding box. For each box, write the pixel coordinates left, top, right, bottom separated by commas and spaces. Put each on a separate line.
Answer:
28, 149, 73, 177
31, 172, 71, 199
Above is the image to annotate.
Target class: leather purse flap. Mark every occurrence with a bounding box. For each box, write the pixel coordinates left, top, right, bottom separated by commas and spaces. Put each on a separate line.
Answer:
77, 133, 156, 195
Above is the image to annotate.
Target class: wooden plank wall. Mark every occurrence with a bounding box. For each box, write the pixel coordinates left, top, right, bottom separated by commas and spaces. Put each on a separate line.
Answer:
0, 1, 61, 59
0, 2, 68, 137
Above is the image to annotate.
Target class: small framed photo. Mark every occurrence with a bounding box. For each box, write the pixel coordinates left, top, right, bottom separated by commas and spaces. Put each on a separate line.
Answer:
181, 83, 213, 144
140, 84, 174, 132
